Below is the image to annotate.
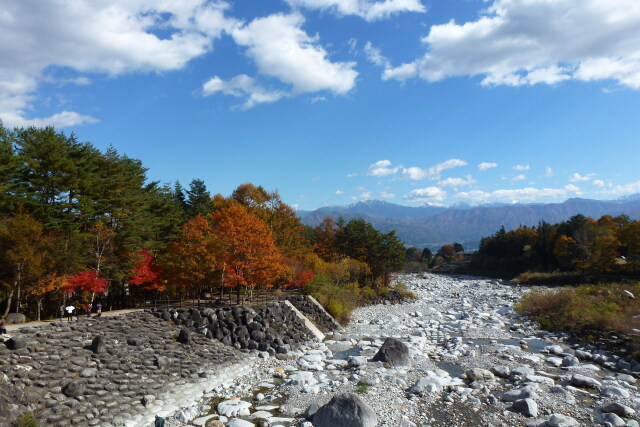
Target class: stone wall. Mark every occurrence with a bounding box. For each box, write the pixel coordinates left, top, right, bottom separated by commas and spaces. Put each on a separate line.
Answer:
278, 295, 343, 332
152, 300, 319, 356
0, 300, 341, 426
0, 312, 249, 426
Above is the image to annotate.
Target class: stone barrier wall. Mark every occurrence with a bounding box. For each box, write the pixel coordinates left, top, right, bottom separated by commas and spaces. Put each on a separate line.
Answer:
152, 300, 319, 357
0, 311, 250, 426
278, 295, 343, 332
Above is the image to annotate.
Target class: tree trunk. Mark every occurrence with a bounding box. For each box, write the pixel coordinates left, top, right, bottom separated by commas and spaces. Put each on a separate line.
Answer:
219, 263, 226, 299
15, 269, 21, 314
37, 298, 41, 321
2, 289, 14, 318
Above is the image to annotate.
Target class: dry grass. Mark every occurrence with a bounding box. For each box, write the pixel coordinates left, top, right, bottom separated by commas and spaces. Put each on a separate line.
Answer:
516, 282, 640, 333
303, 277, 417, 325
513, 271, 585, 285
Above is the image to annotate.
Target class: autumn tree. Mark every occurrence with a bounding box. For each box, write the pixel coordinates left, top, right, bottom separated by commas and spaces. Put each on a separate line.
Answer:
163, 215, 221, 298
64, 271, 109, 295
211, 204, 283, 303
313, 217, 339, 261
28, 273, 67, 320
129, 249, 164, 292
0, 212, 47, 316
588, 235, 620, 272
231, 183, 309, 259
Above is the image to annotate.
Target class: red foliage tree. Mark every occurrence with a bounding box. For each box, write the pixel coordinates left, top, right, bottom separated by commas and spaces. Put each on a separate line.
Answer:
64, 271, 108, 294
129, 249, 164, 291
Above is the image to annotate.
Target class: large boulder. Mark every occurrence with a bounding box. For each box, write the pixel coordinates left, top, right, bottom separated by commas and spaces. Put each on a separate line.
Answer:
177, 327, 191, 344
91, 335, 106, 354
372, 337, 410, 367
62, 381, 85, 397
5, 336, 26, 350
313, 393, 378, 427
5, 313, 26, 324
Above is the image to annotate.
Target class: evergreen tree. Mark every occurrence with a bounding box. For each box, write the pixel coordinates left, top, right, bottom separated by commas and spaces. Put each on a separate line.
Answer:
186, 179, 213, 218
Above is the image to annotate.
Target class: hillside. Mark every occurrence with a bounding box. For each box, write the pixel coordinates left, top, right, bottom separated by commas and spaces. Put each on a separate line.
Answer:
300, 196, 640, 249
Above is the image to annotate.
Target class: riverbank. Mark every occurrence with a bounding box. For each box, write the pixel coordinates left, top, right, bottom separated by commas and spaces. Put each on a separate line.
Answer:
5, 274, 640, 426
211, 273, 640, 426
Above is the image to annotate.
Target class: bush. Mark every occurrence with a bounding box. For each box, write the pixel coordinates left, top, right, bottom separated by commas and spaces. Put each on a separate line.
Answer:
356, 381, 370, 394
303, 276, 416, 325
15, 413, 37, 427
516, 282, 640, 333
514, 271, 585, 285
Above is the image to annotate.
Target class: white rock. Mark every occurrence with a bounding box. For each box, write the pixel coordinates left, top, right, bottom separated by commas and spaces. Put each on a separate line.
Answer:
217, 400, 252, 417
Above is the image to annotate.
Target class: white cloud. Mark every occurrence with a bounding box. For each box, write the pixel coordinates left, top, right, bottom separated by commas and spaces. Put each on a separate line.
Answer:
402, 158, 467, 180
512, 174, 526, 182
598, 181, 640, 196
364, 42, 390, 68
545, 167, 554, 177
569, 172, 595, 182
512, 164, 530, 171
592, 180, 606, 188
367, 159, 400, 177
335, 190, 344, 195
202, 74, 286, 109
456, 184, 582, 203
346, 173, 358, 178
0, 0, 235, 127
438, 176, 475, 187
285, 0, 426, 22
358, 191, 373, 199
230, 13, 357, 96
382, 0, 640, 90
380, 191, 396, 199
478, 162, 498, 171
404, 187, 447, 202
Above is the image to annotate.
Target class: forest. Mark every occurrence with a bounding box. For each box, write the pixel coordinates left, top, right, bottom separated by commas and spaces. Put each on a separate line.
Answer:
472, 214, 640, 279
0, 125, 407, 322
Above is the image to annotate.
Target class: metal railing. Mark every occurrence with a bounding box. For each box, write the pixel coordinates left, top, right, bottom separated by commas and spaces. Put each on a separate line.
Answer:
144, 288, 303, 311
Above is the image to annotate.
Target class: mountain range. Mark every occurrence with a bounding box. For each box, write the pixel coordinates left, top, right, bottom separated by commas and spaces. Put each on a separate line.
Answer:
298, 196, 640, 249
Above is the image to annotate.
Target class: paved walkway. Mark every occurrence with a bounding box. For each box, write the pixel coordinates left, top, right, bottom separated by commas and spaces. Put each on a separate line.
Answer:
3, 308, 144, 333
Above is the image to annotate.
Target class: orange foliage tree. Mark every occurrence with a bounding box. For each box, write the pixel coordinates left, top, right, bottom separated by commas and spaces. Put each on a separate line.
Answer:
163, 215, 221, 297
28, 273, 67, 320
211, 204, 283, 303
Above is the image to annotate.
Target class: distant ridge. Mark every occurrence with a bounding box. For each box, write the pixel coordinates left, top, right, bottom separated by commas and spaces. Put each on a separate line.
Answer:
299, 196, 640, 249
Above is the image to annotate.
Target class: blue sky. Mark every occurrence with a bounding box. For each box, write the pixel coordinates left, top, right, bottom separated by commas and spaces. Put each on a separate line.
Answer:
1, 0, 640, 210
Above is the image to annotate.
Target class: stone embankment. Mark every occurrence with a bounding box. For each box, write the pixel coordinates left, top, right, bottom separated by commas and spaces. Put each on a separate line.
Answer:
0, 298, 330, 427
276, 296, 343, 333
151, 301, 318, 356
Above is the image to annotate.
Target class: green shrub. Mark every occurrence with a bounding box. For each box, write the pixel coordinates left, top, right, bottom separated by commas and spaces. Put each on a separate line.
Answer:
356, 382, 370, 394
15, 412, 37, 427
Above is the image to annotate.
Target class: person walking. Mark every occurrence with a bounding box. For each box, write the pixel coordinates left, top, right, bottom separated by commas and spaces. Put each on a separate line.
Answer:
95, 301, 102, 318
65, 303, 75, 322
86, 303, 92, 319
0, 321, 6, 335
59, 304, 64, 321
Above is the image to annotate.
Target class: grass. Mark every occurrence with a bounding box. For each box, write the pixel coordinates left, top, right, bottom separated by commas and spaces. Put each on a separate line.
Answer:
513, 271, 586, 285
15, 413, 37, 427
516, 282, 640, 334
303, 276, 417, 325
356, 381, 370, 394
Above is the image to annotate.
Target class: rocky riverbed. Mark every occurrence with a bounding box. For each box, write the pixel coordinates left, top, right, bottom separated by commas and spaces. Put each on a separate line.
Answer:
4, 273, 640, 426
171, 273, 640, 426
